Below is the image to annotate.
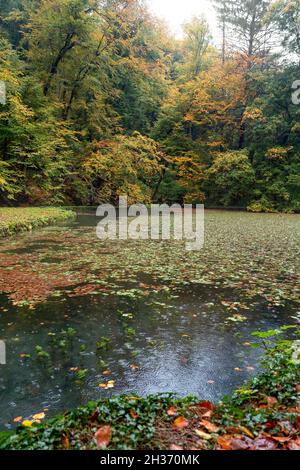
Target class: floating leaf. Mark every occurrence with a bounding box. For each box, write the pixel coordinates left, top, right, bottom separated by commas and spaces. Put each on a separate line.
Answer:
22, 420, 34, 428
13, 416, 22, 423
32, 412, 45, 420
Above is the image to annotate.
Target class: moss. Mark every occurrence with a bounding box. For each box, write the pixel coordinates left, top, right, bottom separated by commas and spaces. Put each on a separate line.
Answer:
0, 207, 76, 238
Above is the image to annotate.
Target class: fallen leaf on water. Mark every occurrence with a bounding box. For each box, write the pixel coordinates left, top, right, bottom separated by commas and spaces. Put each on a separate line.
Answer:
173, 417, 189, 429
22, 420, 34, 428
102, 370, 110, 376
167, 406, 177, 416
195, 429, 212, 440
94, 425, 112, 449
99, 380, 115, 390
32, 412, 45, 420
200, 420, 219, 433
106, 380, 115, 389
207, 380, 215, 384
129, 364, 139, 370
13, 416, 22, 423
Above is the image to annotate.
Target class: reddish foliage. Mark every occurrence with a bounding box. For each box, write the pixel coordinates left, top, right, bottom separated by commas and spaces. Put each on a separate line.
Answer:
94, 425, 112, 449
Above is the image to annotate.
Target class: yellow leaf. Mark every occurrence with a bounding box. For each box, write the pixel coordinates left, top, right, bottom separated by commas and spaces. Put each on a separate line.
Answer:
194, 429, 212, 440
32, 412, 45, 420
239, 426, 255, 438
22, 420, 34, 427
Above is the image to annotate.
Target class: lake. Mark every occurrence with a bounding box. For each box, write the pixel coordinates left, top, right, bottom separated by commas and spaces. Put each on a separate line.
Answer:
0, 210, 299, 429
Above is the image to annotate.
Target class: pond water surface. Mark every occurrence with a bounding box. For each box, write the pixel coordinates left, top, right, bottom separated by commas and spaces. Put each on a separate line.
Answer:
0, 210, 299, 429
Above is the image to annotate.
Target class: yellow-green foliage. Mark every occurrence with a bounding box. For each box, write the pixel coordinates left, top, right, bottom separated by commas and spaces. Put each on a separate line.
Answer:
0, 207, 75, 237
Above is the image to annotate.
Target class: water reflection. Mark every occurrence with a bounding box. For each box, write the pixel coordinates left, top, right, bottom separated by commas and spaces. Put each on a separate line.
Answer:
0, 282, 296, 430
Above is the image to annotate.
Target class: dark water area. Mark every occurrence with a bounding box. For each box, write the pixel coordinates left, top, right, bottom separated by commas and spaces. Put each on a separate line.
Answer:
0, 210, 299, 429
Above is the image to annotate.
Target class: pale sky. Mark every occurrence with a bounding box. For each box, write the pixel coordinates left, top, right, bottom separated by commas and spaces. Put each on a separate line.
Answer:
147, 0, 219, 39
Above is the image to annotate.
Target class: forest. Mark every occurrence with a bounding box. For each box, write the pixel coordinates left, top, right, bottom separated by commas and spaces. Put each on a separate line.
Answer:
0, 0, 300, 212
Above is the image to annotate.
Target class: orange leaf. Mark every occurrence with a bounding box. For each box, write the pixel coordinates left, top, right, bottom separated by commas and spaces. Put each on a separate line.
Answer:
94, 425, 112, 449
62, 434, 70, 449
217, 435, 233, 450
13, 416, 22, 423
173, 417, 189, 429
267, 397, 278, 406
271, 436, 291, 443
200, 420, 219, 433
167, 406, 177, 416
170, 444, 183, 450
130, 409, 138, 419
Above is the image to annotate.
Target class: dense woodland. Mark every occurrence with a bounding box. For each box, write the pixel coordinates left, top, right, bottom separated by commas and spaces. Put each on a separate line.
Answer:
0, 0, 299, 211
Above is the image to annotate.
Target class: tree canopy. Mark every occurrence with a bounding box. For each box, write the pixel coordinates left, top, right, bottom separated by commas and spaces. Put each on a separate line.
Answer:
0, 0, 299, 212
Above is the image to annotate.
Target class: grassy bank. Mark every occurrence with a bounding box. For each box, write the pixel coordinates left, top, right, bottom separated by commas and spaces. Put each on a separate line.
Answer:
1, 330, 299, 451
0, 208, 76, 238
